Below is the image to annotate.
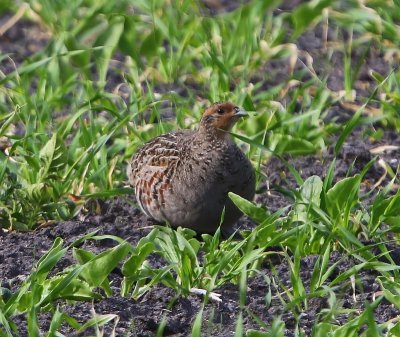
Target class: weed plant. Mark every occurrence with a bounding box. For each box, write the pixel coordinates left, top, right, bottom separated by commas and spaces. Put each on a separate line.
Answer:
1, 0, 400, 335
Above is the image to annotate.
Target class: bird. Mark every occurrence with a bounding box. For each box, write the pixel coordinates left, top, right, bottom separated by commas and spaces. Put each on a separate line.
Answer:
127, 102, 255, 235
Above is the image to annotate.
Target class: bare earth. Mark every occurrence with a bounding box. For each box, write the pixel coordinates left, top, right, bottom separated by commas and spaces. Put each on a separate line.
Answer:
1, 4, 400, 336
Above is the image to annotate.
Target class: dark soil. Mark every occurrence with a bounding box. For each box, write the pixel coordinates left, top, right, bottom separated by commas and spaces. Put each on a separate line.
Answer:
1, 3, 400, 337
2, 120, 400, 337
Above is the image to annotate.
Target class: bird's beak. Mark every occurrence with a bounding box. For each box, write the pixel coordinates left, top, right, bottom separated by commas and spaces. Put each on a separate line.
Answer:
234, 107, 248, 117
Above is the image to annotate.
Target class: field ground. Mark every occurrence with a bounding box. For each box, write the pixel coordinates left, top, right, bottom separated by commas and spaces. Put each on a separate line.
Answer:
1, 1, 400, 336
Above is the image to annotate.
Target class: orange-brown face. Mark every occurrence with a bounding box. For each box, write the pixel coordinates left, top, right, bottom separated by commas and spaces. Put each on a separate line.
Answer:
201, 102, 247, 131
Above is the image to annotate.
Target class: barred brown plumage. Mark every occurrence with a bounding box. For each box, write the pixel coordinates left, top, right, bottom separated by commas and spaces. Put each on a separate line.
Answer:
127, 102, 255, 234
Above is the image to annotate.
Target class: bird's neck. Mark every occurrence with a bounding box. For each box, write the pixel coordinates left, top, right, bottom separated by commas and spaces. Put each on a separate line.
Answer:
197, 124, 231, 143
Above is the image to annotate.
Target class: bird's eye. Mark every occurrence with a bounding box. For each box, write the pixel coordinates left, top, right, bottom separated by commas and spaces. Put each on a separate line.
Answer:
217, 108, 225, 114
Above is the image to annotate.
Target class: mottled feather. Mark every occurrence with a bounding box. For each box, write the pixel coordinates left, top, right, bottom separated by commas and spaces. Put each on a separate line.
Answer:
127, 102, 255, 233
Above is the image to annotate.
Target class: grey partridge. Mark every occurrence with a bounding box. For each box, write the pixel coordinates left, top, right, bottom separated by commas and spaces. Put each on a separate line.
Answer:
127, 102, 255, 234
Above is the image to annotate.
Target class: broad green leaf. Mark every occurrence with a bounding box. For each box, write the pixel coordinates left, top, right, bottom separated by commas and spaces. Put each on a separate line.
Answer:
293, 175, 323, 223
73, 248, 96, 265
119, 16, 138, 61
122, 242, 154, 276
291, 0, 333, 39
326, 175, 360, 219
40, 264, 87, 306
229, 192, 268, 224
39, 133, 57, 175
268, 133, 317, 155
140, 27, 162, 59
46, 276, 100, 302
243, 94, 256, 112
301, 175, 323, 206
79, 243, 130, 287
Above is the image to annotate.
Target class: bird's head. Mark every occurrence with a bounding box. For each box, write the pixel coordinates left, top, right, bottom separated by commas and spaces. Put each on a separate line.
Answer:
200, 102, 248, 133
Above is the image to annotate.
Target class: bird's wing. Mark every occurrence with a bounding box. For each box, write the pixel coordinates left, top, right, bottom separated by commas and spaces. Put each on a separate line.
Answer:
133, 164, 169, 218
128, 130, 194, 217
129, 131, 188, 182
